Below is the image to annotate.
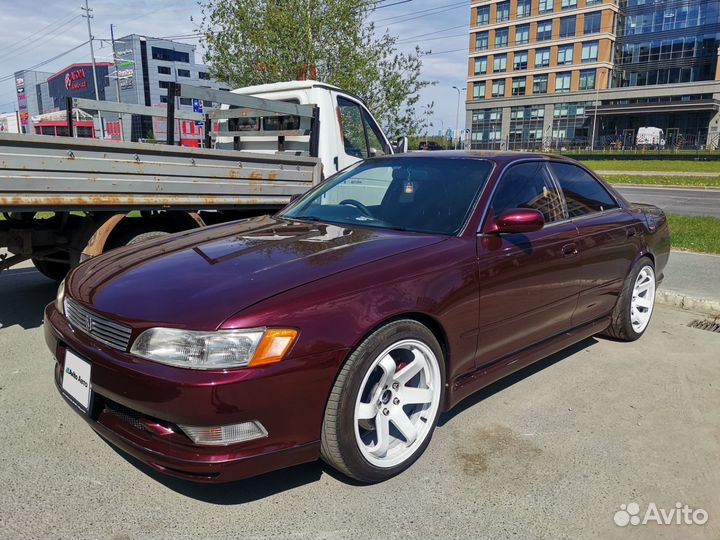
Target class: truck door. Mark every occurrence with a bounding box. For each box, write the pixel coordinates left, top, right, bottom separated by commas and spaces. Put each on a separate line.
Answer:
333, 95, 390, 173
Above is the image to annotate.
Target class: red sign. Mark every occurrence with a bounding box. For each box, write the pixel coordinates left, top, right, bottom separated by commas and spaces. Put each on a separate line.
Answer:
65, 68, 88, 91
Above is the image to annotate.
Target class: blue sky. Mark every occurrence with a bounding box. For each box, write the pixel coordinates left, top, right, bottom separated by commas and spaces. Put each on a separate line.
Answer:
0, 0, 469, 135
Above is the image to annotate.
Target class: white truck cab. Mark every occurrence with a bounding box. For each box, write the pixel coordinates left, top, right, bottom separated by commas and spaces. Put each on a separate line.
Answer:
217, 80, 403, 176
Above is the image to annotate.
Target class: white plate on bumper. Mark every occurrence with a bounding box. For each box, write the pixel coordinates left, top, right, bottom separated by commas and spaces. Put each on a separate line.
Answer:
62, 350, 92, 412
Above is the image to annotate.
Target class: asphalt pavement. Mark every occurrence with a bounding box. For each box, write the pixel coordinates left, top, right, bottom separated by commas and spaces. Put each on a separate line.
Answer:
614, 186, 720, 217
0, 262, 718, 539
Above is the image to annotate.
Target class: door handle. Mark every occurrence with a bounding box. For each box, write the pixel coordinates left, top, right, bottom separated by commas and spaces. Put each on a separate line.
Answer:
627, 226, 637, 238
562, 243, 579, 257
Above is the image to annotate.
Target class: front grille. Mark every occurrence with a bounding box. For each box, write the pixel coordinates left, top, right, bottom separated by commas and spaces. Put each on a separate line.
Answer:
64, 298, 132, 352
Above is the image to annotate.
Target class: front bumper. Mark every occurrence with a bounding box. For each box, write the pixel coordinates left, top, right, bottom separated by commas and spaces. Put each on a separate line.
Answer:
44, 302, 347, 483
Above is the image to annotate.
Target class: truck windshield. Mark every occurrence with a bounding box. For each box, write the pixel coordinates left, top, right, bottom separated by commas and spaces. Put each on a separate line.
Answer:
280, 157, 493, 235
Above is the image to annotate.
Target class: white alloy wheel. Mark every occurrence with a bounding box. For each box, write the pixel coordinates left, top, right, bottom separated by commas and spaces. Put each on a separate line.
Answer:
353, 339, 442, 469
630, 264, 656, 333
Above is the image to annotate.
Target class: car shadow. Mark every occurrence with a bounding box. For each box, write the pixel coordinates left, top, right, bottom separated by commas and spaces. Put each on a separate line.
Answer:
437, 337, 599, 427
103, 336, 599, 502
105, 443, 369, 504
0, 266, 57, 330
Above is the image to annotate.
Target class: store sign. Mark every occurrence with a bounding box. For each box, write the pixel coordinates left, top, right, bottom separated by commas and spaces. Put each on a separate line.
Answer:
65, 68, 88, 91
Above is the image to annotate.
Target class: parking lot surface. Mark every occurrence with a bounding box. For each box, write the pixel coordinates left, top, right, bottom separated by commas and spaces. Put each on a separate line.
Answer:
0, 262, 718, 539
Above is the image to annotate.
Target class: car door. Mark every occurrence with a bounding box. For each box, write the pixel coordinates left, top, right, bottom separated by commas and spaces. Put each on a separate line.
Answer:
546, 161, 643, 327
334, 96, 389, 173
475, 160, 580, 367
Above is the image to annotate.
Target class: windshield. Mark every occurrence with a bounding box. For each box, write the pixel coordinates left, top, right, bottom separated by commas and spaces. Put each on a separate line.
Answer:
280, 157, 493, 235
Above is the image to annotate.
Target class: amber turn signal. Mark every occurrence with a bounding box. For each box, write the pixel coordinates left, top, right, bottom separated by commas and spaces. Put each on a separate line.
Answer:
248, 329, 299, 367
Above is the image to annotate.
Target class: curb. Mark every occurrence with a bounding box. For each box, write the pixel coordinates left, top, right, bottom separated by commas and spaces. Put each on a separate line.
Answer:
656, 289, 720, 318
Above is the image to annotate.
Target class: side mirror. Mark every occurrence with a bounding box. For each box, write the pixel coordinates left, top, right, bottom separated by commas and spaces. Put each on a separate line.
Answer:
484, 208, 544, 234
394, 136, 408, 154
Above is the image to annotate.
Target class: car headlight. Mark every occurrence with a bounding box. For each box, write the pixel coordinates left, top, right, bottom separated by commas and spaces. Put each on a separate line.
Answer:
56, 279, 66, 315
130, 327, 298, 370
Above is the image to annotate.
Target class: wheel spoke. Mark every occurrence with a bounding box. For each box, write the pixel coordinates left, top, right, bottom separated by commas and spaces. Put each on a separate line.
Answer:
399, 386, 433, 405
390, 409, 417, 445
394, 350, 425, 385
635, 296, 653, 309
377, 354, 397, 389
357, 402, 376, 420
369, 414, 390, 457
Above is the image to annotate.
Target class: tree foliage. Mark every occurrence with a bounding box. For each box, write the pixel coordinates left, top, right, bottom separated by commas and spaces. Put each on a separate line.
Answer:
196, 0, 434, 137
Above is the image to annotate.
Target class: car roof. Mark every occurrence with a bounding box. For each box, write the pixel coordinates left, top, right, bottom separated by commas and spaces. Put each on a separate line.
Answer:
382, 150, 579, 165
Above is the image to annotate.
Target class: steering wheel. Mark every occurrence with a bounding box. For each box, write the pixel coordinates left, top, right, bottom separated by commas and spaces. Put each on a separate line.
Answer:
339, 199, 373, 217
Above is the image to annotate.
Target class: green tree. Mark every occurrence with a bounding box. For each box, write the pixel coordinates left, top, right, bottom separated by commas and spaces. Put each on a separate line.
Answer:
196, 0, 434, 137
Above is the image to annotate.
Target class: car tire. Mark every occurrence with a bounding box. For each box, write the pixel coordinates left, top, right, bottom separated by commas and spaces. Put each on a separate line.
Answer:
125, 231, 171, 246
602, 256, 656, 341
32, 253, 71, 282
320, 319, 445, 483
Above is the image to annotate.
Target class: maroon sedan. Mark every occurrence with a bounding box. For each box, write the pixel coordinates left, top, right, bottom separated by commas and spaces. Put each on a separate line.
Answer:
45, 152, 670, 483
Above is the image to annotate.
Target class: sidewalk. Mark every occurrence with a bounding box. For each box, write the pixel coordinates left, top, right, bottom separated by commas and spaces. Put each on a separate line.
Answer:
658, 250, 720, 317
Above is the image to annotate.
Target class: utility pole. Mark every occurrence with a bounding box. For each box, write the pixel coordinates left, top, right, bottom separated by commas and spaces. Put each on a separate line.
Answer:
452, 86, 466, 150
110, 24, 123, 141
81, 0, 105, 138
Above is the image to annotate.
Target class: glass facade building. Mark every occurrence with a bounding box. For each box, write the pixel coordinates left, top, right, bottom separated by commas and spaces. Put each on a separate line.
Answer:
466, 0, 720, 150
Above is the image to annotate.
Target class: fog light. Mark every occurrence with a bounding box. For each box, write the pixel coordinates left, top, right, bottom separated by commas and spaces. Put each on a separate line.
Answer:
179, 421, 268, 446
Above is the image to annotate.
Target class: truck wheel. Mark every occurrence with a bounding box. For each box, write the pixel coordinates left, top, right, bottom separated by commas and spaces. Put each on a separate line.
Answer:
125, 231, 171, 246
321, 320, 445, 483
602, 256, 656, 341
32, 253, 70, 282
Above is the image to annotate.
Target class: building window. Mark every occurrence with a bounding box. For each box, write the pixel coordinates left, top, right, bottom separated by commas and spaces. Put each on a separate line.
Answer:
159, 95, 168, 103
579, 68, 597, 90
555, 71, 572, 92
512, 77, 526, 96
561, 0, 577, 9
475, 31, 489, 51
474, 57, 488, 75
473, 82, 486, 100
584, 11, 601, 34
199, 72, 209, 80
559, 16, 576, 38
491, 79, 506, 97
514, 50, 528, 70
515, 24, 530, 45
179, 97, 193, 106
477, 5, 490, 25
177, 69, 190, 78
539, 0, 554, 14
557, 44, 574, 64
535, 47, 551, 67
581, 41, 599, 62
493, 54, 508, 73
158, 66, 171, 75
536, 20, 553, 41
495, 28, 509, 48
517, 0, 532, 18
585, 0, 601, 5
496, 1, 510, 22
158, 80, 172, 89
533, 74, 549, 94
151, 47, 189, 63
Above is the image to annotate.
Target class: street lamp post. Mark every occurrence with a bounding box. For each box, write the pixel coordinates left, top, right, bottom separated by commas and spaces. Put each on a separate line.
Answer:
452, 86, 466, 150
591, 70, 606, 151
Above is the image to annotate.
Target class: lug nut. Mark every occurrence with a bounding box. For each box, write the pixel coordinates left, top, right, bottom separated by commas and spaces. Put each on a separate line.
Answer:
393, 397, 400, 405
382, 408, 389, 416
392, 382, 399, 390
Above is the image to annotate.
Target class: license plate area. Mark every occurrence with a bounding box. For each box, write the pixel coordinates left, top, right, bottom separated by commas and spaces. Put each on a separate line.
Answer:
61, 350, 93, 414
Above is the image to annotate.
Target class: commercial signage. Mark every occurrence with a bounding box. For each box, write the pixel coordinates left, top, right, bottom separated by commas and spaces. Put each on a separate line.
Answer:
65, 68, 88, 91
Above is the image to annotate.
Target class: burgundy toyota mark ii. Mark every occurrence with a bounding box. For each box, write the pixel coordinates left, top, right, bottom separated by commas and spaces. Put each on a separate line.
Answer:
45, 152, 670, 484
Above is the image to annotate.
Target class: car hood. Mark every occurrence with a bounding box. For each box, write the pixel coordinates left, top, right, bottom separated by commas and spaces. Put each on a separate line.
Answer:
67, 215, 444, 329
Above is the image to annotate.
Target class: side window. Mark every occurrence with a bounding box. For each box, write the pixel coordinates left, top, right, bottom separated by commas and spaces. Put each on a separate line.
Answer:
490, 162, 566, 224
362, 109, 388, 156
337, 97, 368, 159
547, 162, 619, 217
